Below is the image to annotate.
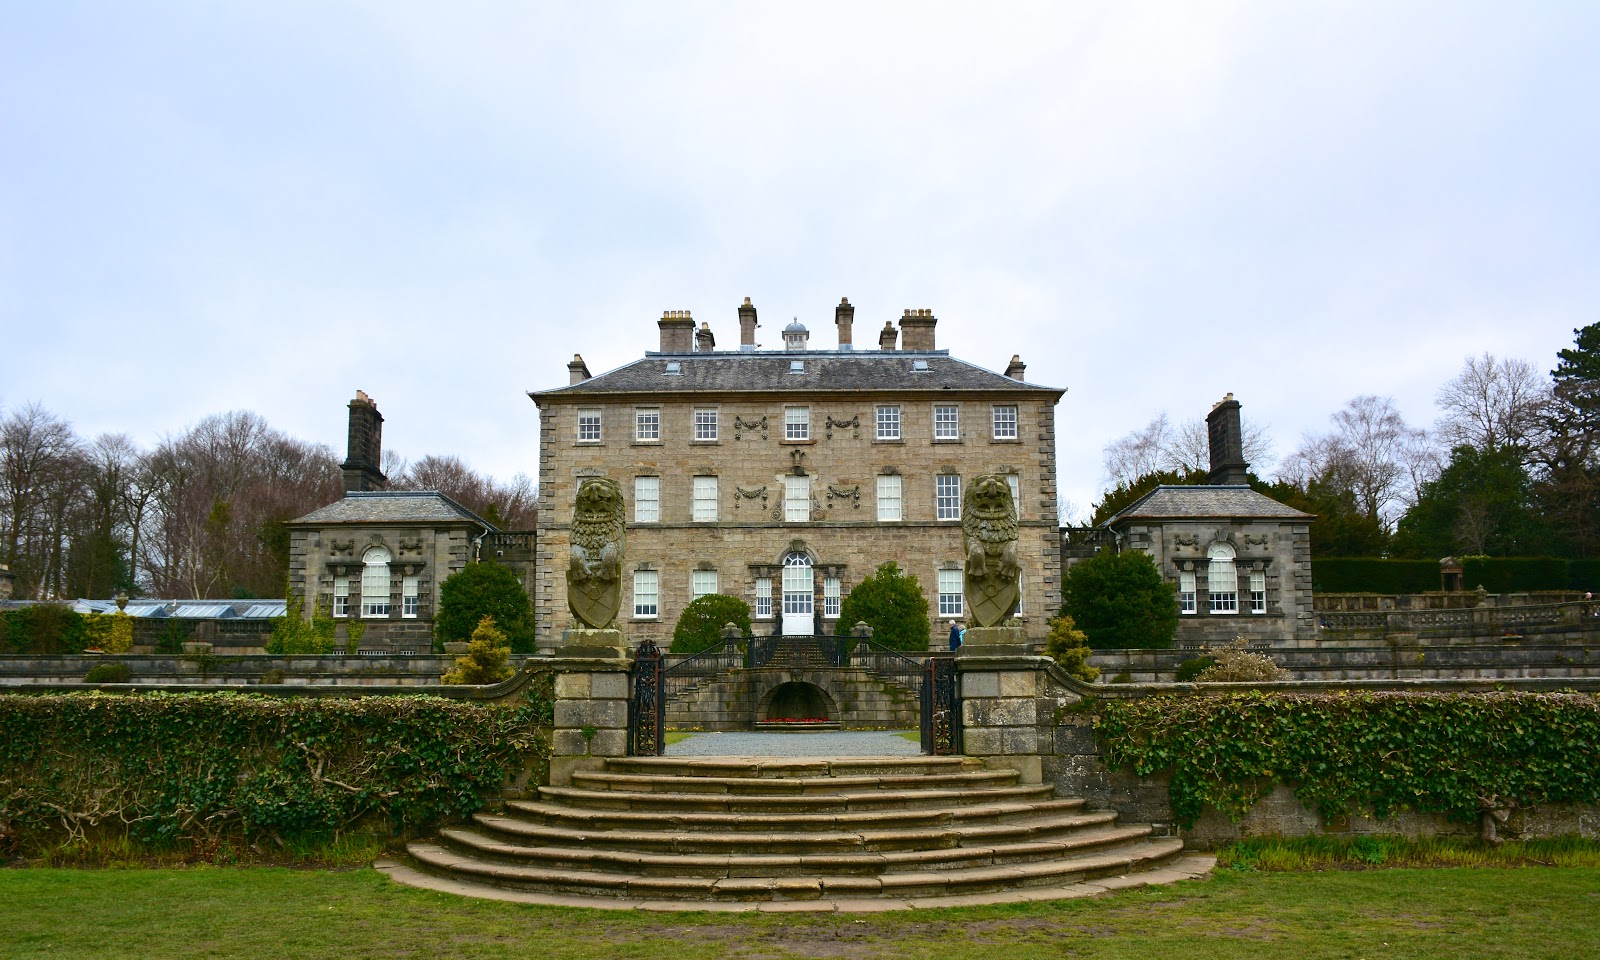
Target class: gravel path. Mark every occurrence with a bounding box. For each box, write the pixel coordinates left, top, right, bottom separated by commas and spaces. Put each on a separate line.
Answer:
664, 730, 921, 757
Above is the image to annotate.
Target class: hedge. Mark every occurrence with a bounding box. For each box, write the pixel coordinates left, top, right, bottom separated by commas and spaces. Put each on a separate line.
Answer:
0, 683, 552, 855
1573, 560, 1600, 593
1095, 692, 1600, 828
1310, 559, 1439, 594
1460, 557, 1571, 594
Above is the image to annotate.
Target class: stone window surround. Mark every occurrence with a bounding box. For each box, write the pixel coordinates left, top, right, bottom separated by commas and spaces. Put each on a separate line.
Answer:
692, 475, 719, 522
1173, 553, 1275, 616
323, 556, 430, 621
937, 566, 963, 617
576, 408, 603, 444
875, 404, 901, 441
933, 403, 961, 442
935, 472, 961, 521
783, 406, 812, 443
634, 407, 661, 443
692, 406, 720, 443
991, 404, 1019, 441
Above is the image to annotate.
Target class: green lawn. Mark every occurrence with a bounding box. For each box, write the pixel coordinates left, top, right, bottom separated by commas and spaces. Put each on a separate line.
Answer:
3, 865, 1598, 959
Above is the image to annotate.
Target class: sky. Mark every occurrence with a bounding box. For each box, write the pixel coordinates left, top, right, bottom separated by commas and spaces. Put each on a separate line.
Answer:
2, 1, 1596, 518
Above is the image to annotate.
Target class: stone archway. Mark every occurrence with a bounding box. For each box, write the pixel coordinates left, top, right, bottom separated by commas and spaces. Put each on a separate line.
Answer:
759, 680, 837, 722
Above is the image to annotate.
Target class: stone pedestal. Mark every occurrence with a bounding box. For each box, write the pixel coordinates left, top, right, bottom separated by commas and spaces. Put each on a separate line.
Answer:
956, 652, 1079, 785
957, 625, 1032, 658
557, 628, 628, 660
548, 646, 632, 786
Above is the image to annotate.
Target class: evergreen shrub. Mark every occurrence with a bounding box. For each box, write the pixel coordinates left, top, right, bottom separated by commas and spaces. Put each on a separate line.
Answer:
834, 562, 930, 653
442, 616, 513, 685
0, 685, 553, 855
1060, 550, 1177, 650
82, 662, 132, 684
670, 594, 752, 654
436, 562, 535, 654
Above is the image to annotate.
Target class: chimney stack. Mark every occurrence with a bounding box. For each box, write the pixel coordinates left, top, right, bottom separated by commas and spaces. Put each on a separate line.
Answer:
738, 297, 758, 351
658, 310, 695, 352
1206, 393, 1251, 485
1004, 355, 1026, 380
878, 321, 898, 351
567, 354, 591, 385
899, 308, 937, 351
342, 390, 387, 493
695, 322, 716, 353
835, 297, 854, 350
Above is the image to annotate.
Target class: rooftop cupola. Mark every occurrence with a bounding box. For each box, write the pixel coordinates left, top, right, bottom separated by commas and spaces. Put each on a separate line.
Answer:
782, 318, 810, 351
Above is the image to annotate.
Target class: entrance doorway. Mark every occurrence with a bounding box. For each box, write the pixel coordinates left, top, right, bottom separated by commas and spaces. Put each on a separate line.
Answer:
781, 552, 814, 635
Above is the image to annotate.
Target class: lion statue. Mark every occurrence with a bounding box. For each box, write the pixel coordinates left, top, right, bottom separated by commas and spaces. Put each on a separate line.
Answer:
567, 477, 626, 629
962, 474, 1020, 628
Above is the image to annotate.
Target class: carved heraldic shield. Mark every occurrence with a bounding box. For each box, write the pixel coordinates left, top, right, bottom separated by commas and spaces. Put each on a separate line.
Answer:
962, 474, 1020, 628
567, 477, 626, 629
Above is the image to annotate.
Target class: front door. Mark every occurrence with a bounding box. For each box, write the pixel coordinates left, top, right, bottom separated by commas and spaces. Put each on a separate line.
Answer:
781, 552, 814, 635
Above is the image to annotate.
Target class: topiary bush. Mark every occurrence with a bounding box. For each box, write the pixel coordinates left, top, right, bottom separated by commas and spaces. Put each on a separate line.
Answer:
1044, 614, 1099, 683
442, 616, 513, 685
834, 562, 930, 653
82, 662, 132, 684
1060, 550, 1178, 650
670, 594, 752, 654
436, 561, 535, 654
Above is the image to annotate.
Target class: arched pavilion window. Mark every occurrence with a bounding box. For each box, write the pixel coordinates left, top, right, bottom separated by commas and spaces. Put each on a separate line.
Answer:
361, 546, 392, 618
1207, 542, 1238, 614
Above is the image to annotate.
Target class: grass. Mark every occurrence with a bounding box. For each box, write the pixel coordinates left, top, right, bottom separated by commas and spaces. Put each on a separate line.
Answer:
893, 730, 920, 742
664, 732, 698, 745
2, 864, 1599, 959
1216, 834, 1600, 871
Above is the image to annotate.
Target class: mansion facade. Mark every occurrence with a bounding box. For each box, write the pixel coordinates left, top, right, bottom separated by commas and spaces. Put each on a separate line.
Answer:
529, 299, 1065, 653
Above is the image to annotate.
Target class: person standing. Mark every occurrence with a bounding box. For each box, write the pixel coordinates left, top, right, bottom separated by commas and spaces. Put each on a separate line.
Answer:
948, 620, 963, 651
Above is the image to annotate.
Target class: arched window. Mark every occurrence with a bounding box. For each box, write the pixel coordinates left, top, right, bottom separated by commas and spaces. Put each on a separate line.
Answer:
781, 552, 814, 635
361, 546, 392, 618
1207, 542, 1237, 614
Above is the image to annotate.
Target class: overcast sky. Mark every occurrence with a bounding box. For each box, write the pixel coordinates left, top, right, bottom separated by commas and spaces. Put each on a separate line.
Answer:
3, 2, 1596, 517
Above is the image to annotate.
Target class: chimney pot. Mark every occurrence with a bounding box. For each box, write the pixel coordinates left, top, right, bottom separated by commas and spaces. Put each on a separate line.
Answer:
1205, 394, 1250, 484
695, 322, 716, 353
835, 297, 855, 350
899, 308, 937, 351
658, 309, 695, 352
738, 297, 759, 351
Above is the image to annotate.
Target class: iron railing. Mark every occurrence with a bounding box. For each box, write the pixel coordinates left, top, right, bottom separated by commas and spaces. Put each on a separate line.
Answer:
922, 655, 961, 755
662, 635, 746, 704
747, 634, 849, 669
629, 639, 665, 756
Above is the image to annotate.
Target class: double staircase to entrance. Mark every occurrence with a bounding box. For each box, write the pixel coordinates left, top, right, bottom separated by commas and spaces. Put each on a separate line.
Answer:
382, 754, 1209, 911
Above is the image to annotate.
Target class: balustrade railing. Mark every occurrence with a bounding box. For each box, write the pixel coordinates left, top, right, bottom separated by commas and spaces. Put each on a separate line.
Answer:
1318, 601, 1581, 634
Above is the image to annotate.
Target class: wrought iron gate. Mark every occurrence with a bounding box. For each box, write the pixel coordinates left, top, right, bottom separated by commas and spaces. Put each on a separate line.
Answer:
627, 635, 962, 756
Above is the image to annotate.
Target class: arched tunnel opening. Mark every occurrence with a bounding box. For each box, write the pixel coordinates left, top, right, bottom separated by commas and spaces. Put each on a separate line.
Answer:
764, 681, 833, 722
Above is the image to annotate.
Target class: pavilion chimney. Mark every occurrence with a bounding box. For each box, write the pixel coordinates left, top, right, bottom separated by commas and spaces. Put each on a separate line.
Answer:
342, 390, 387, 493
1206, 393, 1251, 485
695, 322, 715, 353
835, 297, 855, 350
899, 308, 937, 351
567, 354, 591, 385
878, 321, 898, 351
1004, 354, 1026, 380
737, 297, 759, 351
658, 309, 695, 352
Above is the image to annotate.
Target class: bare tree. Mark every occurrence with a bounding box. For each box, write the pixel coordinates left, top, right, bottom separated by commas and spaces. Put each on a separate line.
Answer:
1283, 395, 1429, 528
391, 454, 538, 529
1103, 412, 1275, 485
0, 403, 84, 598
1435, 353, 1547, 456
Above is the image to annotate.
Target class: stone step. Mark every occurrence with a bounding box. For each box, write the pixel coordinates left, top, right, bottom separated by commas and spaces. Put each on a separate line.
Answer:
405, 835, 1187, 901
472, 807, 1119, 854
502, 796, 1092, 836
536, 783, 1056, 813
437, 822, 1154, 876
603, 756, 982, 779
568, 769, 1019, 795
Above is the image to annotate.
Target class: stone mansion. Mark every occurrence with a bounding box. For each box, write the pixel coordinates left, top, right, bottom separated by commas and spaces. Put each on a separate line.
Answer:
529, 299, 1065, 653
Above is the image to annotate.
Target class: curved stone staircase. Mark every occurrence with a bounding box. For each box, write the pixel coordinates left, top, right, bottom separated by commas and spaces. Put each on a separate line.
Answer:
379, 755, 1211, 911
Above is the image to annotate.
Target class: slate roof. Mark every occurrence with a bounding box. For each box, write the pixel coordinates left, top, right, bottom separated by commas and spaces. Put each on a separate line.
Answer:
530, 350, 1062, 398
288, 490, 495, 528
1105, 485, 1314, 526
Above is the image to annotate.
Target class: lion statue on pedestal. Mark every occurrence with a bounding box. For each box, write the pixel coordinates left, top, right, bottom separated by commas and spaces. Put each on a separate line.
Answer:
567, 477, 626, 629
962, 474, 1020, 628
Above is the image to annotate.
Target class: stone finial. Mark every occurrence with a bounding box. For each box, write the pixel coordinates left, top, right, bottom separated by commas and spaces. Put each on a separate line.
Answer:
962, 475, 1020, 628
567, 478, 626, 629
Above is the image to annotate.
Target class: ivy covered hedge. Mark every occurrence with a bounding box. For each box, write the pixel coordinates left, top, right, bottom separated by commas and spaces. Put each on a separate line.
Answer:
1094, 692, 1600, 828
0, 683, 552, 856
